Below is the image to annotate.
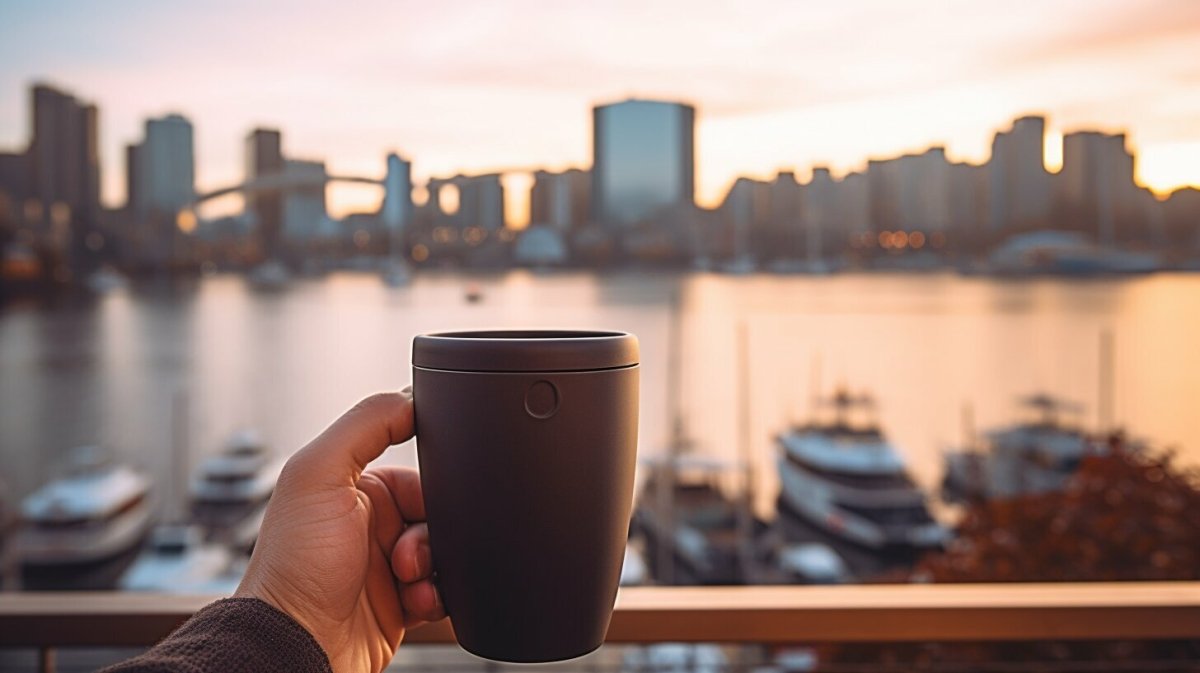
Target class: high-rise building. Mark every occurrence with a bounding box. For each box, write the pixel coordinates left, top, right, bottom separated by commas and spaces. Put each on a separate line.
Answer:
245, 128, 285, 257
135, 114, 195, 215
760, 170, 802, 258
428, 173, 505, 230
988, 115, 1051, 230
0, 152, 28, 227
948, 162, 989, 233
27, 84, 101, 258
1059, 131, 1136, 246
866, 157, 903, 232
381, 153, 414, 233
896, 147, 952, 232
124, 143, 140, 217
124, 114, 195, 267
592, 98, 695, 225
0, 152, 29, 202
803, 167, 835, 255
282, 158, 328, 242
720, 176, 770, 258
836, 171, 871, 239
530, 168, 590, 229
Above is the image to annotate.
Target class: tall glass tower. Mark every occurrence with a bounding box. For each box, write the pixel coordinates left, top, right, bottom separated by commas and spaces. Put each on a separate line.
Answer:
591, 99, 695, 226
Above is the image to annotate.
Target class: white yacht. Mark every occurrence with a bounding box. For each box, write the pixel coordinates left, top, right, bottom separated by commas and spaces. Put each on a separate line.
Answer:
942, 394, 1107, 501
776, 391, 949, 551
119, 523, 236, 593
16, 446, 154, 569
190, 430, 283, 509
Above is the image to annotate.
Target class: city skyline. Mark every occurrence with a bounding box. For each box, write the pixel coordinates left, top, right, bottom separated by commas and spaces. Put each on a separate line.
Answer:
2, 0, 1199, 224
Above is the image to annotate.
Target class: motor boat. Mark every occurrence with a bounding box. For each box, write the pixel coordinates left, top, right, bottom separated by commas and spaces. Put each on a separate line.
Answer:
942, 394, 1107, 502
776, 391, 949, 552
15, 446, 153, 587
190, 431, 283, 527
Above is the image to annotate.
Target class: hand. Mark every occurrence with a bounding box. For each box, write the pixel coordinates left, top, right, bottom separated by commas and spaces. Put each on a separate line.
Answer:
235, 390, 445, 673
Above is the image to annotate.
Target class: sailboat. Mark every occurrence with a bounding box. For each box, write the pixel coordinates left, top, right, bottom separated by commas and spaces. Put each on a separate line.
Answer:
631, 299, 758, 585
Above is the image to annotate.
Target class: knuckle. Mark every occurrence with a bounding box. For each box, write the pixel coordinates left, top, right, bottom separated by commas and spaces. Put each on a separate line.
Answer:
276, 454, 309, 490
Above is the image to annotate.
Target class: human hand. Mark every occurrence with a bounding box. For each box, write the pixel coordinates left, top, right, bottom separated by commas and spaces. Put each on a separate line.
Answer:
235, 390, 445, 673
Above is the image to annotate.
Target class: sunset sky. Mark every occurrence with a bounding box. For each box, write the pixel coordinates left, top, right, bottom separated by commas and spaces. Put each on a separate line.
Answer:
1, 0, 1198, 224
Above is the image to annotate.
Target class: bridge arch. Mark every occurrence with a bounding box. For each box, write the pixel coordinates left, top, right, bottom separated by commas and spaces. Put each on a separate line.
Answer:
187, 173, 384, 208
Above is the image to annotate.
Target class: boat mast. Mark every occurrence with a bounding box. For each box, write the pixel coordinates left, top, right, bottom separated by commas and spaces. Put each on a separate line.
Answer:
736, 320, 755, 575
655, 284, 684, 584
168, 388, 189, 525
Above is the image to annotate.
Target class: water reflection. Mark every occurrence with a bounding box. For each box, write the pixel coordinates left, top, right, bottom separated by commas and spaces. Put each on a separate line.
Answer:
2, 271, 1199, 521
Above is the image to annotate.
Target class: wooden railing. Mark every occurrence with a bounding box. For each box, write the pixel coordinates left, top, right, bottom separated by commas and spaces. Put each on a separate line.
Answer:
2, 583, 1199, 649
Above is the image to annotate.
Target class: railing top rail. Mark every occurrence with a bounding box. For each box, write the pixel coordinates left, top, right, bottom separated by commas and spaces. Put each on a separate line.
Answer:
2, 583, 1199, 648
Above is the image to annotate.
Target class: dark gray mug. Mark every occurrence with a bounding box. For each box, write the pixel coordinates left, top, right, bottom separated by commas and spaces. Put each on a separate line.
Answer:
412, 330, 639, 662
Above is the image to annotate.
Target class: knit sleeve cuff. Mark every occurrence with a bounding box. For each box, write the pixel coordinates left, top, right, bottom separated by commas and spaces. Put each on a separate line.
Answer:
101, 597, 332, 673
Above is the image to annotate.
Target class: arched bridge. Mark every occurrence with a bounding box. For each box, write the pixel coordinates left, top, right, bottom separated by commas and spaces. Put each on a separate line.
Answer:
189, 173, 384, 207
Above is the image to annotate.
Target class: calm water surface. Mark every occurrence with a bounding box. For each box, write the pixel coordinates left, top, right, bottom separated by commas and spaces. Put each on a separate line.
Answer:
2, 270, 1199, 515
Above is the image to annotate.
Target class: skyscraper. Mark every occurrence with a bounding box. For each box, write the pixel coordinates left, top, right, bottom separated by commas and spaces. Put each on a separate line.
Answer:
896, 147, 952, 232
0, 152, 29, 208
282, 158, 328, 241
136, 114, 195, 215
530, 168, 590, 229
428, 173, 505, 230
382, 153, 414, 233
988, 115, 1051, 230
591, 98, 695, 226
125, 113, 195, 266
1060, 131, 1135, 246
27, 84, 101, 260
245, 128, 285, 258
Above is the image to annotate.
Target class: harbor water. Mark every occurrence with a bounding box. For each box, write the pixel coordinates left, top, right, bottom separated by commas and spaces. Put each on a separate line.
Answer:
2, 270, 1200, 517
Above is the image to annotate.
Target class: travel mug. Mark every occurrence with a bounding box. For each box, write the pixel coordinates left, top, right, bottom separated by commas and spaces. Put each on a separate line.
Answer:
412, 330, 639, 662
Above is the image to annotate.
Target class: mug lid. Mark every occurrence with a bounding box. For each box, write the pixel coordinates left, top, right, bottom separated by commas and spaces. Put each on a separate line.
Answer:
413, 330, 639, 373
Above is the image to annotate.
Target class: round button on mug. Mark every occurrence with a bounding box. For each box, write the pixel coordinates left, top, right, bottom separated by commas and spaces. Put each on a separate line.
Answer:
524, 380, 559, 419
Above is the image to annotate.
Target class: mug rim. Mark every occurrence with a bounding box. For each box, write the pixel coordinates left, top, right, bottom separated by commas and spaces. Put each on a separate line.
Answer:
427, 329, 625, 340
413, 329, 638, 373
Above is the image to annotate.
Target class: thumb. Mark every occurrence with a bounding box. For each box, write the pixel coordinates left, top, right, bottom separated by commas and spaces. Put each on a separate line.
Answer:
287, 390, 415, 489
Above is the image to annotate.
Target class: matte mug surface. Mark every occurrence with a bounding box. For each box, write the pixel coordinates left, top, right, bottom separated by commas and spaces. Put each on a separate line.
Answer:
412, 330, 639, 663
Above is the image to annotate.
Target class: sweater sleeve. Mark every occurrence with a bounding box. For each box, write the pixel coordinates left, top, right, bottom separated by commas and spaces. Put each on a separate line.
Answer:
99, 598, 332, 673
